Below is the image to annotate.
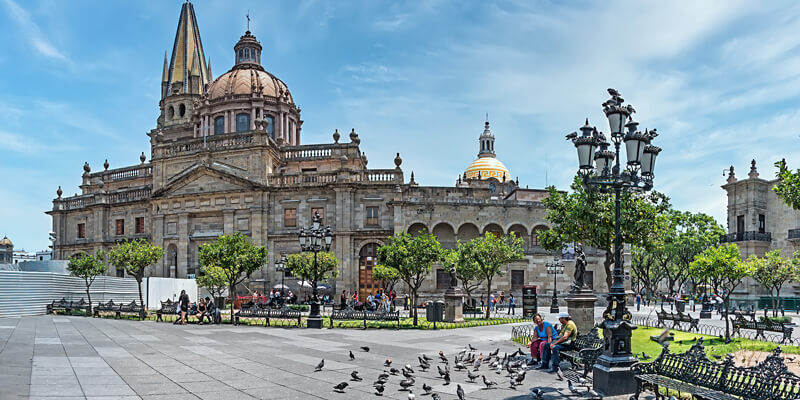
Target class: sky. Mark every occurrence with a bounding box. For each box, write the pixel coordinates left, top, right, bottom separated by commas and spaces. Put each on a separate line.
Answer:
2, 0, 800, 252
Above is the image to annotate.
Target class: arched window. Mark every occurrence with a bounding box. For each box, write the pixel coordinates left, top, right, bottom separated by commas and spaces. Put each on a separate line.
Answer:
179, 103, 186, 117
244, 48, 250, 61
167, 106, 174, 119
214, 116, 225, 134
238, 49, 244, 63
265, 115, 275, 138
236, 113, 250, 132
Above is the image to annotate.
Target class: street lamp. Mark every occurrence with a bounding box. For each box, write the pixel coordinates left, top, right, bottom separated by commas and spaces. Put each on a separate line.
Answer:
567, 89, 660, 396
298, 211, 333, 329
274, 254, 287, 304
546, 258, 564, 313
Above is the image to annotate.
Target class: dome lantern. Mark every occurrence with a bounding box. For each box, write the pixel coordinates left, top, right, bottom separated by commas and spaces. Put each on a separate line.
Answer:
234, 30, 263, 69
463, 118, 510, 182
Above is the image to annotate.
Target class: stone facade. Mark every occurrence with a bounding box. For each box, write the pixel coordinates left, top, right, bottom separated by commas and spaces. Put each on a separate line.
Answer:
47, 2, 612, 301
721, 160, 800, 298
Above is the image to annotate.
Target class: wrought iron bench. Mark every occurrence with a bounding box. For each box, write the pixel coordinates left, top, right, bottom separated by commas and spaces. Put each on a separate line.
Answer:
632, 339, 800, 400
731, 305, 756, 321
46, 298, 89, 315
656, 307, 700, 332
155, 300, 178, 322
93, 300, 145, 320
559, 327, 604, 382
329, 306, 400, 329
234, 303, 302, 327
732, 314, 793, 343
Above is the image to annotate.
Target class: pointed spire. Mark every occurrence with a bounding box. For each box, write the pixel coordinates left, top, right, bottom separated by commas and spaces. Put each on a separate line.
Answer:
206, 57, 212, 81
162, 51, 169, 82
749, 159, 759, 179
164, 1, 209, 97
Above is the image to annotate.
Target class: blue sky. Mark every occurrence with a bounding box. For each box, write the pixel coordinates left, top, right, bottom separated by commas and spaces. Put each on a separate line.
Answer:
3, 0, 800, 252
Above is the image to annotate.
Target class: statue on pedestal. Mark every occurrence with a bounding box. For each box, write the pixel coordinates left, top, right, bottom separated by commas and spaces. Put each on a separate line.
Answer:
448, 264, 458, 289
571, 248, 587, 292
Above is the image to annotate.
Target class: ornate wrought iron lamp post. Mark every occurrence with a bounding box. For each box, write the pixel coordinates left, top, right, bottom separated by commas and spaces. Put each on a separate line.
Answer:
274, 254, 288, 301
546, 258, 564, 313
298, 212, 333, 329
567, 89, 661, 396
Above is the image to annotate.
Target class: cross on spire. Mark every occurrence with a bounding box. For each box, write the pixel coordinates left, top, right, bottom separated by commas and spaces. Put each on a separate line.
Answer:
246, 10, 250, 31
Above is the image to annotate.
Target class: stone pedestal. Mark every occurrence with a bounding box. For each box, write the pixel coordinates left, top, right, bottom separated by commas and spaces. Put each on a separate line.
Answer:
566, 289, 597, 334
444, 288, 464, 323
593, 320, 638, 396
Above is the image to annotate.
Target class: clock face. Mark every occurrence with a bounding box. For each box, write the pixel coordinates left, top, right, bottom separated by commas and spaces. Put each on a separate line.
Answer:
489, 182, 496, 193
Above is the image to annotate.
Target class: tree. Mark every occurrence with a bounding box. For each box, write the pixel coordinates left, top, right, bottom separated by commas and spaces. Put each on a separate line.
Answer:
376, 232, 444, 326
629, 246, 666, 298
108, 239, 164, 311
688, 243, 752, 341
446, 248, 483, 306
198, 233, 267, 317
665, 211, 725, 296
67, 250, 107, 316
286, 251, 340, 290
773, 159, 800, 210
196, 264, 228, 301
747, 250, 797, 316
372, 264, 400, 293
458, 232, 524, 319
541, 178, 670, 291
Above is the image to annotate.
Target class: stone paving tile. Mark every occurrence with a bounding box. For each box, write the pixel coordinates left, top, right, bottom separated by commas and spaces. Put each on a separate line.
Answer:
128, 381, 189, 395
140, 394, 200, 400
81, 384, 138, 396
77, 373, 127, 385
197, 390, 257, 400
30, 374, 80, 385
29, 384, 84, 397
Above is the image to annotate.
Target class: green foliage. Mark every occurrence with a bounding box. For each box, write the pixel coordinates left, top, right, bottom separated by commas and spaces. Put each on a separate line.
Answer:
457, 232, 524, 318
288, 304, 310, 312
285, 251, 340, 284
445, 248, 484, 304
689, 243, 752, 339
199, 233, 267, 315
773, 160, 800, 210
541, 178, 671, 290
108, 239, 164, 308
760, 315, 792, 323
372, 263, 400, 293
747, 250, 797, 317
376, 232, 444, 325
67, 250, 107, 315
196, 264, 228, 299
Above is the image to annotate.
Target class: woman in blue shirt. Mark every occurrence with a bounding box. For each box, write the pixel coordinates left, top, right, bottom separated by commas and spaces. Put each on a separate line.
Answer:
529, 313, 556, 364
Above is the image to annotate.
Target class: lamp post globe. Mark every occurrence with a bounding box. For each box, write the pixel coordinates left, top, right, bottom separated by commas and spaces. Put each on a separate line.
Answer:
567, 89, 660, 396
298, 211, 332, 329
275, 254, 287, 300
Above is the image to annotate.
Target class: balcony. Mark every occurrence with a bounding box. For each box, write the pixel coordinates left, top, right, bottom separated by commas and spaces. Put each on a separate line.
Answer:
789, 229, 800, 241
721, 231, 772, 243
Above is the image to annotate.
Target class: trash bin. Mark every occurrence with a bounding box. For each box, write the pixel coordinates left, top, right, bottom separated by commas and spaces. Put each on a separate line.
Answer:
426, 301, 444, 323
675, 300, 686, 313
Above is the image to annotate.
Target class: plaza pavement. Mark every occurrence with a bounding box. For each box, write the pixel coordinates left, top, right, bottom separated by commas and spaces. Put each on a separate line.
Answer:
0, 315, 603, 400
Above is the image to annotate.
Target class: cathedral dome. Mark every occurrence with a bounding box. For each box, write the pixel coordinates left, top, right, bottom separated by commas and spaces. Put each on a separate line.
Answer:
206, 68, 293, 103
464, 157, 511, 182
0, 236, 12, 246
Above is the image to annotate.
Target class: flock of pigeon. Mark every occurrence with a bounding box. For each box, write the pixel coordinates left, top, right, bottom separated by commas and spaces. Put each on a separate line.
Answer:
314, 343, 602, 399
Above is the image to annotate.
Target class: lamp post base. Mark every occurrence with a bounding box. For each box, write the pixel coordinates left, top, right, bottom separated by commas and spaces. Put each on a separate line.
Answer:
307, 302, 323, 329
549, 297, 559, 314
592, 319, 638, 396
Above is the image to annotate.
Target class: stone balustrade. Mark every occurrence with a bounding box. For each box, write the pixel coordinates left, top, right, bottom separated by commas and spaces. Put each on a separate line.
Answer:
54, 187, 152, 211
155, 132, 258, 158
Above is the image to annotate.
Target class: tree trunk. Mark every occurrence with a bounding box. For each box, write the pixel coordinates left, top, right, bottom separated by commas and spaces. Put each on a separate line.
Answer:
604, 250, 613, 294
85, 278, 92, 317
485, 279, 492, 319
230, 284, 236, 323
136, 278, 144, 309
412, 289, 418, 326
775, 286, 782, 317
723, 294, 731, 342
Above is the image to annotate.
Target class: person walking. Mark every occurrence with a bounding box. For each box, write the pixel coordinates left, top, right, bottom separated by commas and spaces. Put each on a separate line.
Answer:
508, 294, 516, 315
340, 290, 347, 310
635, 293, 641, 312
489, 293, 496, 313
178, 289, 190, 325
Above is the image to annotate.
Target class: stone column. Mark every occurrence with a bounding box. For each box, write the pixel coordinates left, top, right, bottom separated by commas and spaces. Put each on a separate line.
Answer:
223, 210, 235, 234
566, 289, 597, 336
177, 213, 189, 278
153, 214, 165, 276
444, 287, 464, 323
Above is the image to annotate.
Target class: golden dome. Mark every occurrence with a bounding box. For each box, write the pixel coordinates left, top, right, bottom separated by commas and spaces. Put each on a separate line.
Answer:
465, 157, 510, 182
0, 236, 12, 246
206, 67, 293, 104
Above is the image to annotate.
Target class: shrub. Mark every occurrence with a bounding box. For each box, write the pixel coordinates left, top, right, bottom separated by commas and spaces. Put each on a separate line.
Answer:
288, 304, 310, 312
759, 316, 792, 324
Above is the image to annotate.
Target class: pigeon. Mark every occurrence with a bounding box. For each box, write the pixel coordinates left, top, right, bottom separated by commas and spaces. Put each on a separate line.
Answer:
315, 359, 325, 371
407, 389, 415, 400
374, 383, 385, 396
530, 387, 544, 400
333, 381, 348, 393
482, 375, 497, 389
423, 383, 432, 394
586, 389, 603, 399
568, 380, 580, 395
443, 371, 451, 385
385, 358, 392, 367
472, 359, 481, 371
556, 367, 564, 381
513, 370, 526, 385
437, 365, 447, 377
403, 369, 414, 379
468, 344, 477, 351
390, 367, 400, 375
489, 348, 499, 357
378, 371, 389, 380
641, 352, 651, 360
432, 394, 441, 400
361, 346, 371, 352
404, 364, 415, 374
608, 88, 620, 97
349, 350, 355, 360
565, 131, 578, 140
439, 352, 448, 363
422, 354, 433, 362
657, 328, 671, 345
577, 376, 587, 385
374, 376, 388, 385
351, 371, 362, 381
455, 361, 466, 371
467, 370, 479, 382
456, 384, 465, 400
399, 378, 415, 391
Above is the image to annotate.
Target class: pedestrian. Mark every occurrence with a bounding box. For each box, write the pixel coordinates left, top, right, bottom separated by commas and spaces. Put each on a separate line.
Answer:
539, 312, 577, 373
489, 293, 496, 312
508, 294, 516, 315
689, 294, 695, 312
635, 293, 641, 312
404, 293, 409, 311
178, 289, 190, 325
340, 290, 347, 310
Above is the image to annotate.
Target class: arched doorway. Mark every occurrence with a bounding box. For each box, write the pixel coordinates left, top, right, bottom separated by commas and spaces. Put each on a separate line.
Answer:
358, 243, 381, 301
407, 223, 428, 237
432, 223, 456, 249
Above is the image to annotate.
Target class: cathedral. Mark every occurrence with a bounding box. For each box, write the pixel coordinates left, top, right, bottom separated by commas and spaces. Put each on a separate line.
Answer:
47, 2, 595, 300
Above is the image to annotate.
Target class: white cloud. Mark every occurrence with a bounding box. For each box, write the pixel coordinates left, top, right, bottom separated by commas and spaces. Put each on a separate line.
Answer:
3, 0, 70, 62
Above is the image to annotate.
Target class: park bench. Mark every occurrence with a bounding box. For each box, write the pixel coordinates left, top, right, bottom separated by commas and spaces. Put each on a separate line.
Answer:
656, 307, 700, 332
234, 303, 302, 327
731, 305, 756, 321
93, 300, 145, 320
731, 314, 793, 343
559, 326, 604, 382
46, 298, 89, 315
329, 306, 400, 329
632, 339, 800, 400
155, 299, 178, 322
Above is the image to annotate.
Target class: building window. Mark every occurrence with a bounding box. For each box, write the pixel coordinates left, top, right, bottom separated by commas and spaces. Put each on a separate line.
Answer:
737, 215, 745, 233
214, 116, 225, 134
436, 269, 451, 289
135, 217, 145, 234
531, 229, 543, 246
758, 214, 766, 233
265, 115, 275, 138
77, 223, 85, 239
116, 268, 124, 278
366, 206, 379, 226
511, 270, 524, 290
236, 113, 250, 132
179, 103, 186, 117
311, 207, 324, 222
284, 208, 297, 227
115, 219, 125, 236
